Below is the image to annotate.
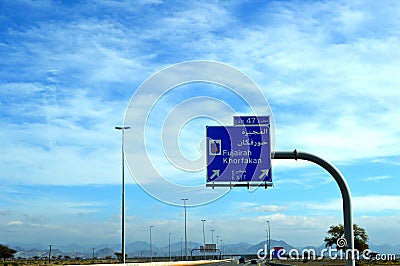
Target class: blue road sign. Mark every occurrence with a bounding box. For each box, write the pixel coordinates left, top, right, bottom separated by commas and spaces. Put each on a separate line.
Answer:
233, 116, 270, 126
206, 125, 271, 183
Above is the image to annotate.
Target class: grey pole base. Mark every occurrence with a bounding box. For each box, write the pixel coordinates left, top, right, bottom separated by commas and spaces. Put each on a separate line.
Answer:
273, 150, 355, 266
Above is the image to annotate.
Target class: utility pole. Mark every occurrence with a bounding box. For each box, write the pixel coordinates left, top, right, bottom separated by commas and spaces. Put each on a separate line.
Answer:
180, 237, 183, 260
115, 126, 130, 264
169, 233, 172, 261
150, 225, 154, 262
48, 245, 52, 264
201, 219, 206, 260
181, 198, 188, 261
267, 220, 271, 260
220, 240, 223, 259
211, 229, 215, 260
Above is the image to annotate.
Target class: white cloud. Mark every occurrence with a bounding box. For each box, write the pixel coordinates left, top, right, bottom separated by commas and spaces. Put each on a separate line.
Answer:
363, 175, 392, 181
2, 0, 399, 187
234, 202, 288, 213
254, 205, 288, 213
303, 195, 400, 213
176, 3, 400, 166
2, 219, 120, 245
0, 83, 127, 185
205, 213, 339, 247
3, 190, 106, 217
354, 195, 400, 212
187, 212, 400, 246
355, 216, 400, 245
7, 220, 23, 226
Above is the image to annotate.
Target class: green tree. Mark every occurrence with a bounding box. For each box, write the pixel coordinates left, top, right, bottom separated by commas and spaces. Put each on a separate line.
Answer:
324, 224, 369, 251
114, 252, 127, 262
0, 244, 16, 261
114, 252, 122, 262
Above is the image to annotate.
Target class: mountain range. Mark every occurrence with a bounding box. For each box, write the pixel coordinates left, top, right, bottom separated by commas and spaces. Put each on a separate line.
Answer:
6, 240, 400, 259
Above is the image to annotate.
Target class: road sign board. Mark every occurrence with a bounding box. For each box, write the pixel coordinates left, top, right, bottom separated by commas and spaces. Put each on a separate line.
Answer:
206, 125, 271, 183
200, 244, 217, 252
233, 116, 270, 126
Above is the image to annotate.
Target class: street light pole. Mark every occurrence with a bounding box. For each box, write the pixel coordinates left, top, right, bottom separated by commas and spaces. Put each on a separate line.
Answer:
48, 245, 52, 264
220, 239, 223, 259
266, 220, 270, 260
201, 219, 206, 260
216, 235, 219, 249
169, 233, 171, 261
211, 229, 215, 259
181, 198, 188, 261
115, 126, 130, 264
150, 225, 154, 262
216, 236, 220, 260
180, 237, 183, 261
265, 229, 269, 258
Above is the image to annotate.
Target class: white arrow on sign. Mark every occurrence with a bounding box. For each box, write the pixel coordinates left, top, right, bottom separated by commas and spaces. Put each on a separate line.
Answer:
259, 169, 269, 179
209, 169, 220, 180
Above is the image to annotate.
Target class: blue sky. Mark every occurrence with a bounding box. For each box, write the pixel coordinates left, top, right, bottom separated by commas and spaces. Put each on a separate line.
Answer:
1, 0, 399, 249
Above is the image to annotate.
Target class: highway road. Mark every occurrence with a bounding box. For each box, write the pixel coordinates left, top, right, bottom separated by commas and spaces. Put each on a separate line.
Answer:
207, 260, 240, 266
206, 258, 269, 266
207, 259, 293, 266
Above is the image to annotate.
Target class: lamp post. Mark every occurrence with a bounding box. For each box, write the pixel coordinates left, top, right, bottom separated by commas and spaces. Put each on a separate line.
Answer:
48, 245, 52, 264
266, 220, 270, 260
169, 233, 172, 261
150, 225, 154, 262
211, 229, 215, 259
180, 237, 183, 260
115, 126, 130, 264
265, 229, 269, 258
215, 236, 221, 254
201, 219, 206, 260
181, 198, 188, 261
220, 239, 223, 259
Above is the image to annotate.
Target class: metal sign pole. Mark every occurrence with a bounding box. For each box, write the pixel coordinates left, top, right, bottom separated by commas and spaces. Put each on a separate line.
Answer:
273, 150, 355, 266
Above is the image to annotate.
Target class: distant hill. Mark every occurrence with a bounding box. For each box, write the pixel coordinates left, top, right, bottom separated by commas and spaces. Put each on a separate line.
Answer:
224, 242, 253, 254
247, 240, 296, 254
7, 242, 48, 250
369, 243, 400, 255
95, 247, 114, 258
14, 249, 47, 259
8, 240, 400, 259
